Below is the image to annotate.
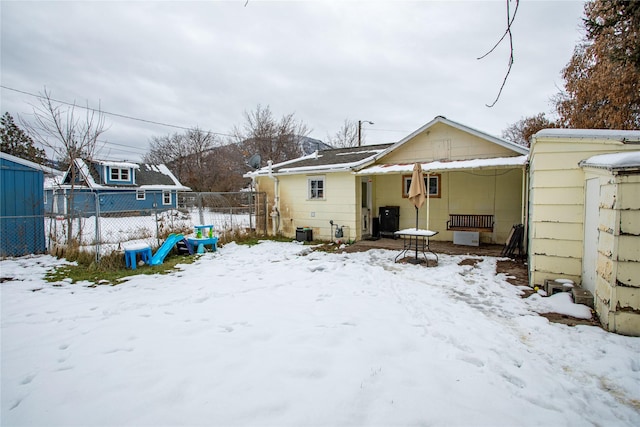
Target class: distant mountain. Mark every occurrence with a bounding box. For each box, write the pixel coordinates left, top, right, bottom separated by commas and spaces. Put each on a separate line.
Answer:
299, 136, 333, 155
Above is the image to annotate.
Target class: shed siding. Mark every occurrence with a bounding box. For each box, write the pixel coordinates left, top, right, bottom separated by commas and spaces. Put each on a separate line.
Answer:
528, 136, 638, 288
529, 132, 640, 335
0, 158, 46, 256
591, 169, 640, 335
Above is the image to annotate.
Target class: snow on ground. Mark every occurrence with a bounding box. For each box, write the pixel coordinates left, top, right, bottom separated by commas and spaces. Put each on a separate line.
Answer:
1, 242, 639, 426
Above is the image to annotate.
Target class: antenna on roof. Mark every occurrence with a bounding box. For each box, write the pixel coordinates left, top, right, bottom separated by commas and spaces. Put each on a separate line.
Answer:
247, 153, 261, 169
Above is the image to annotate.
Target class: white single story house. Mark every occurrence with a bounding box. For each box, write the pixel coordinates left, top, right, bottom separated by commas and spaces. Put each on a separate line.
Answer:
246, 116, 528, 245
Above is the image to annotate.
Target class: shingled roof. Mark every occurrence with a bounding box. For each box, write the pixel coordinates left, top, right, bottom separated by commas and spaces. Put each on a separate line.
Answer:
248, 144, 392, 176
59, 159, 188, 190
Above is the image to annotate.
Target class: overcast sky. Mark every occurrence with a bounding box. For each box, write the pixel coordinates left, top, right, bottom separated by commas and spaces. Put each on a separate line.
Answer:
1, 0, 586, 162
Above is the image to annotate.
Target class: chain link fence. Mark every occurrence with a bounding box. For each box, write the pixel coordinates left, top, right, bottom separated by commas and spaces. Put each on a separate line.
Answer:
1, 190, 267, 260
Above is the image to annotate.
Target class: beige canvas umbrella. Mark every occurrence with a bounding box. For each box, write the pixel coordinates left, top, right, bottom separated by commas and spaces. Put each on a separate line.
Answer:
407, 163, 427, 262
408, 163, 427, 230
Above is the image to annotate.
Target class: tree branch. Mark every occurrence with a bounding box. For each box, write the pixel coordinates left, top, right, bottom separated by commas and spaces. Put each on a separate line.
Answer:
479, 0, 520, 108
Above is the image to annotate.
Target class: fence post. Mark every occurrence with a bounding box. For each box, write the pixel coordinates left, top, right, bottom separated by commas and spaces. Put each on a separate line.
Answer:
154, 192, 160, 248
94, 192, 101, 262
198, 193, 205, 225
248, 192, 253, 231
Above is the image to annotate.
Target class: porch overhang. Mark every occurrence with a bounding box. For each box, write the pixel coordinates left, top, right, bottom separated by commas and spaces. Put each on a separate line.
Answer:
354, 155, 528, 175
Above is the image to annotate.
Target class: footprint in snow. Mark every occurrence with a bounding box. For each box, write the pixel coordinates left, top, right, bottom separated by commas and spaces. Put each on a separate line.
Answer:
20, 373, 36, 385
102, 347, 134, 355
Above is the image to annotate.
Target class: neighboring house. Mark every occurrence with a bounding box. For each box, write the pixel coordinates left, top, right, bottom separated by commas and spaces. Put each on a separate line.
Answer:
528, 129, 640, 336
246, 116, 528, 244
0, 152, 62, 257
45, 158, 190, 216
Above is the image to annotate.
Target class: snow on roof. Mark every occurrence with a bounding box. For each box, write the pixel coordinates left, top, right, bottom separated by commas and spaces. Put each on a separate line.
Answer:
356, 155, 528, 175
96, 160, 140, 169
534, 128, 640, 141
75, 158, 99, 187
335, 148, 386, 156
580, 151, 640, 172
277, 160, 366, 174
0, 152, 63, 175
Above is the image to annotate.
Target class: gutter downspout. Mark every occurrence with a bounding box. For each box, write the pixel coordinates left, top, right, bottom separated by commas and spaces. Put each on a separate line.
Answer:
522, 163, 529, 253
267, 160, 280, 235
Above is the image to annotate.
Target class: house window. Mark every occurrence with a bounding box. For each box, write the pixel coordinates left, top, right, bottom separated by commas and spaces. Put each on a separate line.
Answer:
136, 190, 146, 200
308, 176, 325, 200
162, 191, 172, 205
402, 173, 441, 198
110, 167, 130, 181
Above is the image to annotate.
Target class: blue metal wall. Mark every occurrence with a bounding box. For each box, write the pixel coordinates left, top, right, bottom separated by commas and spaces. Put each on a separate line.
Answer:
0, 157, 46, 256
44, 189, 179, 215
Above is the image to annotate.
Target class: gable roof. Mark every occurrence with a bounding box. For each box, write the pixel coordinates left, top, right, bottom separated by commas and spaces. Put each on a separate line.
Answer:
370, 116, 529, 162
57, 159, 189, 191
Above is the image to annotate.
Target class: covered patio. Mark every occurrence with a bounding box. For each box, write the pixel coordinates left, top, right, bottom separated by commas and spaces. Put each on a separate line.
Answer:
355, 155, 528, 245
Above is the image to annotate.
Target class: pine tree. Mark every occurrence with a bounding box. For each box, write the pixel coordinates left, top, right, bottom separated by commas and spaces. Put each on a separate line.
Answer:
0, 112, 47, 163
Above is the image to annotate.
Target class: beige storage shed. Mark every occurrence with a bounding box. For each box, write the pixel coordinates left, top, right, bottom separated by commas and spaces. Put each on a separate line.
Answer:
528, 129, 640, 336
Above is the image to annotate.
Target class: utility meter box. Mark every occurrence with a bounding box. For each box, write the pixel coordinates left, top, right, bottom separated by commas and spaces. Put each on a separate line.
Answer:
453, 231, 479, 246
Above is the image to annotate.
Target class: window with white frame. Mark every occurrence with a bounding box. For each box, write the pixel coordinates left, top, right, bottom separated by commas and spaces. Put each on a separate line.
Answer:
162, 191, 171, 205
308, 176, 325, 200
110, 167, 130, 181
136, 190, 146, 200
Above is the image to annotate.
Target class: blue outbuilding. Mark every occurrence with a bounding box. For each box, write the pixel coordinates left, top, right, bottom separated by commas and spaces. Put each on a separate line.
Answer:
0, 152, 62, 257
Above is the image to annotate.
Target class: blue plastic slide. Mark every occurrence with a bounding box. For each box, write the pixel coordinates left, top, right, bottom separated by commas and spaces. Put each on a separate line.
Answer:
149, 233, 184, 266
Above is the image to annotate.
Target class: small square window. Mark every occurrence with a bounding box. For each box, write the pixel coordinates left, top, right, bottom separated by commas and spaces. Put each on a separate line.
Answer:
136, 190, 146, 200
162, 191, 171, 205
308, 176, 325, 200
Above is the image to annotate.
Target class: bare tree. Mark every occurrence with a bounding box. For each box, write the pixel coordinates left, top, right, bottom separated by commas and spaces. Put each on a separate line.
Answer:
233, 104, 310, 164
144, 127, 218, 191
22, 88, 108, 244
327, 119, 359, 148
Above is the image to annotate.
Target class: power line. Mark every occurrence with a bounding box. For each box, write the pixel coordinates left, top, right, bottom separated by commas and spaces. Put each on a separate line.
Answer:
0, 84, 235, 138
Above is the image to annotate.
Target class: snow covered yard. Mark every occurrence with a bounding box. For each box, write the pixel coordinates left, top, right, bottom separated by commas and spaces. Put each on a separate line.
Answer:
1, 241, 639, 426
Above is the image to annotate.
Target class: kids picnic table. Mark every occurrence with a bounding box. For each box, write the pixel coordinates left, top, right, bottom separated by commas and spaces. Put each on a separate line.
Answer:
187, 225, 218, 253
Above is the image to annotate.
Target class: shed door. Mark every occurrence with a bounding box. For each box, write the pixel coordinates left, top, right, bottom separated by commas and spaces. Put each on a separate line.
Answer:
582, 178, 599, 294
